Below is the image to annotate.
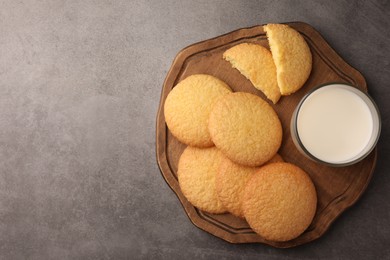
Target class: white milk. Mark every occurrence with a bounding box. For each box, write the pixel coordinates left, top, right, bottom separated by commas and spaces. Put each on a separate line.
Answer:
297, 85, 373, 163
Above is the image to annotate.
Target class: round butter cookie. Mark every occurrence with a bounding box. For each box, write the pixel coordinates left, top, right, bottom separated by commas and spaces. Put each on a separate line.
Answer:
264, 23, 312, 95
178, 146, 227, 214
216, 154, 283, 218
164, 74, 232, 147
208, 92, 282, 166
242, 162, 317, 242
223, 43, 281, 104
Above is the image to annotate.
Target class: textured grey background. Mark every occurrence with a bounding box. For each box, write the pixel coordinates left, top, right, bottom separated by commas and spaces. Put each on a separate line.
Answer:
0, 0, 389, 259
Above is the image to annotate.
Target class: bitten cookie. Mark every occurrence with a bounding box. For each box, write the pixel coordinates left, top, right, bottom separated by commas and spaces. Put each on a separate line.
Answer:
208, 92, 282, 166
216, 154, 283, 218
242, 162, 317, 242
223, 43, 281, 104
264, 24, 312, 95
178, 146, 227, 214
164, 74, 232, 147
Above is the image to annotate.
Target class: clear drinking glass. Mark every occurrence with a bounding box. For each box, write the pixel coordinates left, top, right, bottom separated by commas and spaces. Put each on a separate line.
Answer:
290, 83, 381, 167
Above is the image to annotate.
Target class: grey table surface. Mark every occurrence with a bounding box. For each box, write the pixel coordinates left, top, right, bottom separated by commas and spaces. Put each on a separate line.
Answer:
1, 0, 389, 259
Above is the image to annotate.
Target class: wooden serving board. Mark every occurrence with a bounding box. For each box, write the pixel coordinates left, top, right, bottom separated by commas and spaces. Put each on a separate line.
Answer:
156, 22, 377, 248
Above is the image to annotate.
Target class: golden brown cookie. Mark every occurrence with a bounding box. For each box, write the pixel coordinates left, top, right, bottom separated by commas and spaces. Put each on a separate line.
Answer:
223, 43, 280, 103
208, 92, 282, 166
264, 24, 312, 95
178, 146, 227, 214
216, 154, 283, 218
164, 74, 232, 147
242, 162, 317, 242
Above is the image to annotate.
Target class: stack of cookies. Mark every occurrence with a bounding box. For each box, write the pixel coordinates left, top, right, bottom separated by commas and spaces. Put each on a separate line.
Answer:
163, 24, 317, 242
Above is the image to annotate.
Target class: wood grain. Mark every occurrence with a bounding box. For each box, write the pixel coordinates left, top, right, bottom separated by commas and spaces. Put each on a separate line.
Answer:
155, 22, 377, 248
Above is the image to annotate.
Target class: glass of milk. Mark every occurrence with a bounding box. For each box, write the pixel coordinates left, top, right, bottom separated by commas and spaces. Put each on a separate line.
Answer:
291, 83, 381, 167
